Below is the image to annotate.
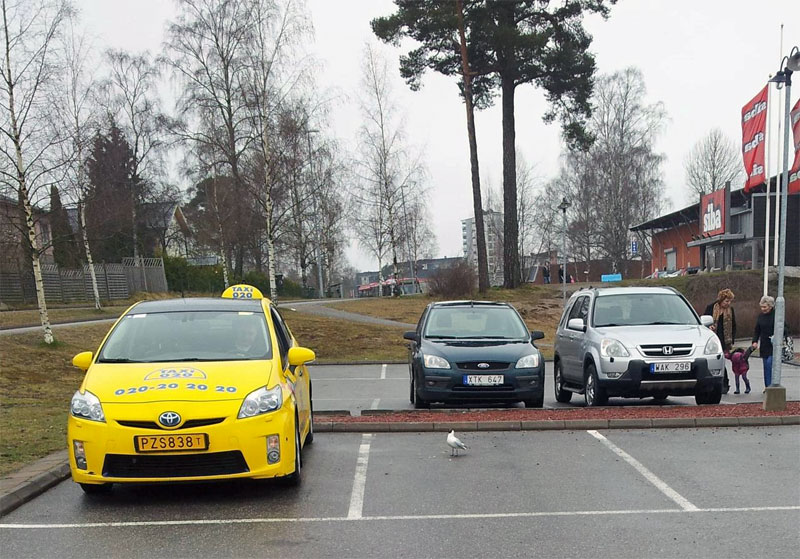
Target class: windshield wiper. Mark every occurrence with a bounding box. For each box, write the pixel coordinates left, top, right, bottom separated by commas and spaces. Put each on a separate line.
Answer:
426, 335, 458, 339
640, 321, 685, 325
97, 358, 143, 363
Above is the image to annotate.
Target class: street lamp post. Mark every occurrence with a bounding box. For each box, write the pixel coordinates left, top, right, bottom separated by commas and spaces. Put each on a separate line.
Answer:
558, 197, 571, 303
765, 45, 800, 411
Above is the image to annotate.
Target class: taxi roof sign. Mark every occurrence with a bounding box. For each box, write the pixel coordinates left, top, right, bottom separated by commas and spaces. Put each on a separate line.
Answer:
221, 284, 265, 301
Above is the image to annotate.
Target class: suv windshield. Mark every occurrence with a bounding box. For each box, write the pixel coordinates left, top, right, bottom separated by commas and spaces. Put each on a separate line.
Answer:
424, 306, 529, 339
98, 311, 272, 363
593, 293, 698, 327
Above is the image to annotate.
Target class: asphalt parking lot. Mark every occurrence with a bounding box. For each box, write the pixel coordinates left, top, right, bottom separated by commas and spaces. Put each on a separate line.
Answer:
0, 426, 797, 558
310, 361, 800, 413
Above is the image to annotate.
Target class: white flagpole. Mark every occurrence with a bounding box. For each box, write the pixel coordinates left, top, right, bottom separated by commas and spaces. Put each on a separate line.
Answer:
773, 24, 784, 266
764, 81, 772, 297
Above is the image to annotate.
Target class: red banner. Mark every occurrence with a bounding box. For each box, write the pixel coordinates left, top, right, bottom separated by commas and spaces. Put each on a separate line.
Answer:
789, 98, 800, 194
700, 187, 725, 236
741, 85, 768, 192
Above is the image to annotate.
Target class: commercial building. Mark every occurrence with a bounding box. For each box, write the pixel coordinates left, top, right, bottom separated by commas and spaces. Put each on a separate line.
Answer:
631, 181, 799, 274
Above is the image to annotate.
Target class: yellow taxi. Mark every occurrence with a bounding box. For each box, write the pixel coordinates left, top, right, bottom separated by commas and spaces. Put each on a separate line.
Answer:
67, 285, 315, 494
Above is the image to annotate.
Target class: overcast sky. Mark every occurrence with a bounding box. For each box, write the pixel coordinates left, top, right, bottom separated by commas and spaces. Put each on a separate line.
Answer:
79, 0, 799, 272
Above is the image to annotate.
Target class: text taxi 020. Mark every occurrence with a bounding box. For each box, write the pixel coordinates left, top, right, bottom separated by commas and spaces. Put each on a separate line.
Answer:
67, 285, 315, 494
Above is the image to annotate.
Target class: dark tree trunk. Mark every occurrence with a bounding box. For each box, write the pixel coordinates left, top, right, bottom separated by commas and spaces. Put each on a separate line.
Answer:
456, 0, 489, 293
501, 74, 519, 288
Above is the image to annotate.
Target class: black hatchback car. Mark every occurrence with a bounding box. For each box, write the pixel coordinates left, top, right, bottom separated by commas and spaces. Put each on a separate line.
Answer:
404, 301, 546, 408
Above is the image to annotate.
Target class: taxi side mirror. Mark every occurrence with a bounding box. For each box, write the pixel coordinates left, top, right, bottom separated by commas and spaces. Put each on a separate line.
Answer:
72, 351, 93, 371
288, 346, 316, 367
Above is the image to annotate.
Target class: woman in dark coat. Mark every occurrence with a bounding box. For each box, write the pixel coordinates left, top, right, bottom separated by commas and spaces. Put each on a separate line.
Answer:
751, 295, 775, 391
704, 288, 736, 393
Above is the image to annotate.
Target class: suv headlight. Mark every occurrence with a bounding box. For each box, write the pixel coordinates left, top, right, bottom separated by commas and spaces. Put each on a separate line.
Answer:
71, 390, 105, 422
600, 338, 630, 358
238, 386, 283, 418
423, 354, 450, 369
704, 336, 722, 355
516, 353, 540, 368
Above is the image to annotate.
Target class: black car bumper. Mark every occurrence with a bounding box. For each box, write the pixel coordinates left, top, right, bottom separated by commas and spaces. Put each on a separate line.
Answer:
597, 359, 722, 397
418, 367, 545, 404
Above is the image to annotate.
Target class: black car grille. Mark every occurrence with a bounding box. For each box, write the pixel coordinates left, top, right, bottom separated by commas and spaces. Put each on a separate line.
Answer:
456, 361, 510, 371
639, 344, 693, 357
103, 451, 249, 478
116, 418, 226, 430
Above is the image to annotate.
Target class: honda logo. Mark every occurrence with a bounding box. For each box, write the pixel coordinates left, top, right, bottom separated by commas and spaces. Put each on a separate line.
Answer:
662, 346, 674, 355
158, 411, 181, 427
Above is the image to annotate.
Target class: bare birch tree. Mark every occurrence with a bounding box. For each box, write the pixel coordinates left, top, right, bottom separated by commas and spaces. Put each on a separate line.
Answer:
684, 127, 743, 201
353, 43, 427, 292
0, 0, 71, 343
53, 13, 101, 308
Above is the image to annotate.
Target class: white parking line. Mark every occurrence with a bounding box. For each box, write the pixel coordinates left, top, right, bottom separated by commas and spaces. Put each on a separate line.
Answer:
587, 430, 699, 511
1, 506, 797, 529
381, 364, 387, 379
347, 433, 373, 519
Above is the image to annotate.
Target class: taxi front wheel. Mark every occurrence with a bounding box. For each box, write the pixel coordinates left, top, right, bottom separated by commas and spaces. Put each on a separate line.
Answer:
80, 483, 112, 495
284, 420, 302, 486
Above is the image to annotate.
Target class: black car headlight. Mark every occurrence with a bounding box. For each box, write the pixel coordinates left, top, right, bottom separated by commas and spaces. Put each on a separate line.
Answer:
515, 353, 540, 369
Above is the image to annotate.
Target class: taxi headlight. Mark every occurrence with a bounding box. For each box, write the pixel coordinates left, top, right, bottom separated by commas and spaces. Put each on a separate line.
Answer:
70, 390, 105, 422
600, 338, 630, 358
515, 353, 540, 369
704, 336, 722, 355
423, 354, 450, 369
238, 386, 283, 418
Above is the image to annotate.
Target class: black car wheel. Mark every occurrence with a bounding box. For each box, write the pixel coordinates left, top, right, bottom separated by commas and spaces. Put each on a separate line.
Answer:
410, 376, 416, 404
584, 364, 607, 407
413, 382, 430, 409
554, 361, 572, 403
695, 384, 722, 405
285, 417, 302, 486
80, 483, 112, 495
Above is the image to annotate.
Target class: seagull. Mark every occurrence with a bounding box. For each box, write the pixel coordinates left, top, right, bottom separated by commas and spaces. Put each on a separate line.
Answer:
447, 430, 468, 457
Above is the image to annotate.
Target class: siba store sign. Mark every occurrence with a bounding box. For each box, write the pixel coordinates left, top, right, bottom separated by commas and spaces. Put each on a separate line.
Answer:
701, 188, 725, 237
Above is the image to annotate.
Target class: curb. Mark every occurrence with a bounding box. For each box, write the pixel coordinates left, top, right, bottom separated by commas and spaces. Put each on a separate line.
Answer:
2, 414, 798, 518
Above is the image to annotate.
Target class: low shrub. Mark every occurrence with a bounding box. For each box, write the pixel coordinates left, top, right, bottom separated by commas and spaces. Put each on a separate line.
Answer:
427, 260, 475, 298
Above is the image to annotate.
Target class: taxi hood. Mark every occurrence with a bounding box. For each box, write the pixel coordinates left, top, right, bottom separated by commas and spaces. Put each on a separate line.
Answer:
84, 360, 277, 403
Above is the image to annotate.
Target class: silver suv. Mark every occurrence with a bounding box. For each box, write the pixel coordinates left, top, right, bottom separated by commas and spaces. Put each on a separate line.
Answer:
553, 286, 725, 406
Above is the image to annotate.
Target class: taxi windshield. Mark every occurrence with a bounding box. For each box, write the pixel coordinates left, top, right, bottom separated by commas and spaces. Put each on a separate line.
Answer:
98, 311, 272, 363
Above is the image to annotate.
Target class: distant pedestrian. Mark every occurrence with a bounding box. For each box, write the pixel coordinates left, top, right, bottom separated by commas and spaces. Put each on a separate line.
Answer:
542, 266, 551, 284
558, 266, 564, 283
725, 348, 751, 394
704, 288, 736, 394
751, 295, 776, 391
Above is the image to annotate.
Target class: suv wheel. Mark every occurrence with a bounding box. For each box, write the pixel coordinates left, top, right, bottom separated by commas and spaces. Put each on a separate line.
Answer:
553, 361, 572, 403
584, 364, 607, 407
695, 384, 722, 405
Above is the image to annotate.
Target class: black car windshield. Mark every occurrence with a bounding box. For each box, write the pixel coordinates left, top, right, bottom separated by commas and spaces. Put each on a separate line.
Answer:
98, 310, 272, 362
424, 306, 529, 339
593, 294, 698, 327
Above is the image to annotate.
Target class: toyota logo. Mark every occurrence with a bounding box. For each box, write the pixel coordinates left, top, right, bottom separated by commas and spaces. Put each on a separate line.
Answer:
477, 362, 490, 369
158, 411, 181, 427
662, 346, 674, 355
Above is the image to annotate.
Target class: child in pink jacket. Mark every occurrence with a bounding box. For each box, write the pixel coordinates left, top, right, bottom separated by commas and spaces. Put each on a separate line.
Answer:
726, 347, 752, 394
